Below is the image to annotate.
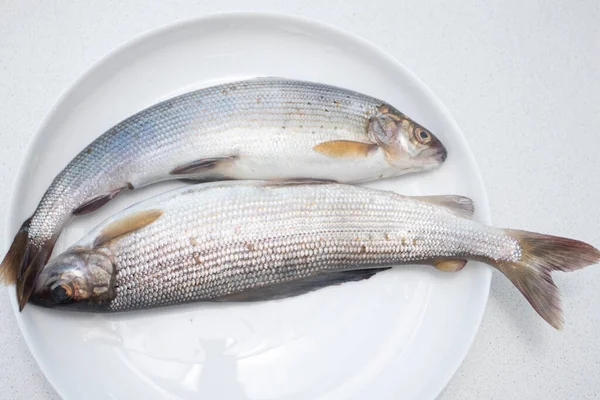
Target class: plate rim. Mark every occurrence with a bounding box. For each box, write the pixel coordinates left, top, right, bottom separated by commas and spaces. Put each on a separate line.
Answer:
4, 10, 492, 399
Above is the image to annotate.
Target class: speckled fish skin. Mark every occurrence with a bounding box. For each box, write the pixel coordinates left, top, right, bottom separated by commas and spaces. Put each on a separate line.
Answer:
105, 183, 500, 311
30, 182, 480, 311
29, 180, 600, 332
1, 78, 447, 310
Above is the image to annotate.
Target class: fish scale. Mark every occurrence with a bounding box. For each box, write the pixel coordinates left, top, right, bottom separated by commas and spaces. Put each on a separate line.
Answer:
26, 80, 405, 246
30, 191, 600, 331
6, 78, 448, 310
90, 182, 520, 311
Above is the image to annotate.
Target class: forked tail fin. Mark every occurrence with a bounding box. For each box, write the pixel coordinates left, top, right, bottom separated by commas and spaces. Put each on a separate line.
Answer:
16, 243, 53, 311
1, 218, 54, 311
491, 229, 600, 329
0, 218, 32, 285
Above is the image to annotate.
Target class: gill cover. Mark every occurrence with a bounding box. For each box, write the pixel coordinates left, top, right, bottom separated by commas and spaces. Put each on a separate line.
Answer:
368, 105, 446, 167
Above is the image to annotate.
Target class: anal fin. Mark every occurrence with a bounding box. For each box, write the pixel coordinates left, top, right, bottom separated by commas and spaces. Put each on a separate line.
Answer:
432, 259, 468, 272
214, 268, 389, 302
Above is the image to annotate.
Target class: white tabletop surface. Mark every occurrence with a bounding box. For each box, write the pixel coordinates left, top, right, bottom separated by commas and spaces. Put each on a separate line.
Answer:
1, 1, 598, 399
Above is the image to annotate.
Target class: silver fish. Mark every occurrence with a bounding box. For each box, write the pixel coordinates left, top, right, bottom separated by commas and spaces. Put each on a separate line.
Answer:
0, 78, 448, 309
30, 181, 599, 329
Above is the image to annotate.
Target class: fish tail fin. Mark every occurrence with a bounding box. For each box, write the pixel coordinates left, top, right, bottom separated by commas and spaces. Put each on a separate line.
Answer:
0, 218, 32, 285
1, 217, 56, 310
491, 229, 600, 329
16, 241, 54, 311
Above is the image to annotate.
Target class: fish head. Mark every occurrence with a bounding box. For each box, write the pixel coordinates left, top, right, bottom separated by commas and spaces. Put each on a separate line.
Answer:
29, 247, 115, 310
369, 105, 447, 172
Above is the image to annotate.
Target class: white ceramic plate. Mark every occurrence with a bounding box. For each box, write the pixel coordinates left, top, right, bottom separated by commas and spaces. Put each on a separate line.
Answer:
6, 12, 491, 400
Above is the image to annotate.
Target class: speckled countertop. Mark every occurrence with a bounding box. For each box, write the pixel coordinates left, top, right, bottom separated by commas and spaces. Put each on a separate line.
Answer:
1, 1, 599, 399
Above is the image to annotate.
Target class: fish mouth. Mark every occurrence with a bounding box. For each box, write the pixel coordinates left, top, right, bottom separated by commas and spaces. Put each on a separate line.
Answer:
433, 136, 448, 162
27, 271, 56, 308
433, 144, 447, 164
421, 137, 447, 169
28, 290, 55, 308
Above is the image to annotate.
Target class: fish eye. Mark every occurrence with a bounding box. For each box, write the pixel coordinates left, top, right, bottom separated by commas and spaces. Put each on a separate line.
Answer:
51, 282, 73, 303
415, 127, 432, 144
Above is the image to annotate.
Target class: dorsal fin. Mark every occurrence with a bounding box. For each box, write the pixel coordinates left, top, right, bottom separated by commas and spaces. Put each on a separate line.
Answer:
94, 209, 163, 247
414, 195, 475, 219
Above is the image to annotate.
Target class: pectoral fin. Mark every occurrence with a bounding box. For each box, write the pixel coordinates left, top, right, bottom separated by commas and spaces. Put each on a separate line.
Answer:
313, 140, 378, 158
432, 259, 468, 272
94, 209, 163, 247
